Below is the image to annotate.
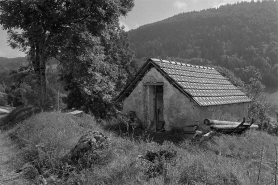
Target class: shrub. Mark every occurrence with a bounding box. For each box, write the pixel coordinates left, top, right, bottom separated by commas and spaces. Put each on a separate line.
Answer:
259, 120, 278, 136
247, 100, 270, 125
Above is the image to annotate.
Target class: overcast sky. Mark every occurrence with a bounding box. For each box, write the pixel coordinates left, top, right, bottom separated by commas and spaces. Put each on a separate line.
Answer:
1, 0, 257, 58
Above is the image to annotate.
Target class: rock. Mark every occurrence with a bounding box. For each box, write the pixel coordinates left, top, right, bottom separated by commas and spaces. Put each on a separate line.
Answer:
67, 131, 110, 164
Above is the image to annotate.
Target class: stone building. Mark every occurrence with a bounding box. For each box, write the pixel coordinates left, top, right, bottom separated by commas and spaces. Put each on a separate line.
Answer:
116, 58, 251, 131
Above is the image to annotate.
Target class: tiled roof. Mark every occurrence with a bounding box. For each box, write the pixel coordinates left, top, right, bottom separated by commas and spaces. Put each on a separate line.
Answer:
150, 58, 251, 106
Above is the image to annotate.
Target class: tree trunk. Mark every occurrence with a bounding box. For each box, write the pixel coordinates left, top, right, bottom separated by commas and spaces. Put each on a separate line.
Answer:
32, 43, 47, 109
34, 43, 42, 107
40, 58, 46, 109
39, 43, 47, 109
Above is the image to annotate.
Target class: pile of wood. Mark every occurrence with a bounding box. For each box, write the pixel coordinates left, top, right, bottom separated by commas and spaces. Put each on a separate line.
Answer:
204, 118, 258, 134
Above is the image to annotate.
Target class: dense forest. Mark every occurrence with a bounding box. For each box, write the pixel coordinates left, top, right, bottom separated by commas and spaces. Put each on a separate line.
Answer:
128, 1, 278, 89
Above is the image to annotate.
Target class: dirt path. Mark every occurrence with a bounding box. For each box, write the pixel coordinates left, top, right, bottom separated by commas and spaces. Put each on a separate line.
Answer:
0, 131, 28, 185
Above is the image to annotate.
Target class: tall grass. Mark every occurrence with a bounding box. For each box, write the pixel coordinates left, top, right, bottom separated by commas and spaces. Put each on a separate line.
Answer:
8, 112, 96, 182
5, 112, 278, 184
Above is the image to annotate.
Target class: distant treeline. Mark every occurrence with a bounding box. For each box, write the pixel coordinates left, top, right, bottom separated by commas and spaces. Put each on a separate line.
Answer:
0, 57, 27, 72
129, 1, 278, 88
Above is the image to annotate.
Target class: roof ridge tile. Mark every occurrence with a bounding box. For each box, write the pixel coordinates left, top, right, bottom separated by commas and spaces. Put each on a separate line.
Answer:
161, 59, 170, 63
154, 58, 215, 70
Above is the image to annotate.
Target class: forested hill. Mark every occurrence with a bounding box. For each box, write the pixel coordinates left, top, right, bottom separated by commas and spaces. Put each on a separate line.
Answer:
0, 57, 59, 73
128, 1, 278, 88
0, 57, 27, 72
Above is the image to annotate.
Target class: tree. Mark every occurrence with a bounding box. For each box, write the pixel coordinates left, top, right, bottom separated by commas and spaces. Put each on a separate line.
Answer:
3, 66, 56, 109
214, 66, 245, 89
0, 0, 134, 108
60, 26, 134, 118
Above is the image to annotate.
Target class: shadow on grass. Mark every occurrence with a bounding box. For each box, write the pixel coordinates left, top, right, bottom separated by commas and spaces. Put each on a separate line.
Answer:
103, 121, 193, 144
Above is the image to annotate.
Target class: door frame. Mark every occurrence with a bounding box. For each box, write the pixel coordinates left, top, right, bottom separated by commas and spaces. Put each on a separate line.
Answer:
143, 82, 164, 131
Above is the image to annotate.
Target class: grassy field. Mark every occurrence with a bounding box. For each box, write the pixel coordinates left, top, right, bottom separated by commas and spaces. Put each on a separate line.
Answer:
2, 111, 278, 185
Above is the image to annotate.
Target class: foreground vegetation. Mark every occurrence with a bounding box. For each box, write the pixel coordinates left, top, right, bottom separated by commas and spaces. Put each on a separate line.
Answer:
1, 111, 277, 185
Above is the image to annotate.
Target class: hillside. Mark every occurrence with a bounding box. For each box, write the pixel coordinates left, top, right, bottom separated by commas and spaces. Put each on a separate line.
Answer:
128, 1, 278, 88
0, 57, 60, 72
0, 57, 27, 72
1, 111, 277, 184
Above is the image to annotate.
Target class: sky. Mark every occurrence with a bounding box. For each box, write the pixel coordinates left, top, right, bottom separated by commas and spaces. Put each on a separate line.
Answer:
0, 0, 257, 58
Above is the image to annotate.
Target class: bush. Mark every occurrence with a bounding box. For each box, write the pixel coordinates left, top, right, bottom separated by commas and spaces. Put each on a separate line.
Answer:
247, 100, 269, 124
259, 120, 278, 136
247, 96, 278, 135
